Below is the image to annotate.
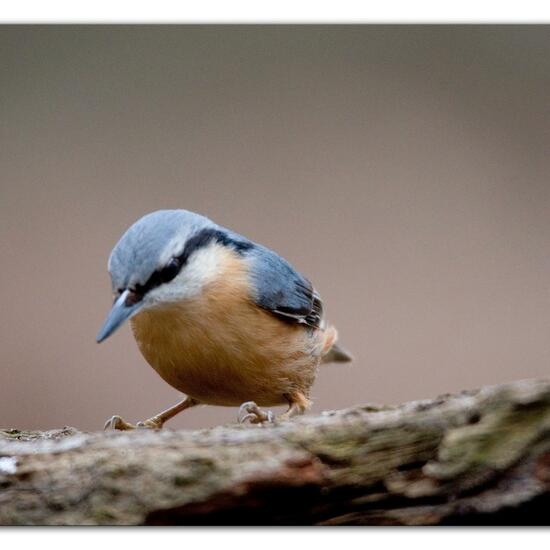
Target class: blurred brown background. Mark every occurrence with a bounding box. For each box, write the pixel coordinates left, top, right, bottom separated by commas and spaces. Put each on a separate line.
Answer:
1, 25, 549, 431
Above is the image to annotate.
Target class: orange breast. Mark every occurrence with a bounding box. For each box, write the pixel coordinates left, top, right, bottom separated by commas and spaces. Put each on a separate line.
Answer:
130, 247, 322, 406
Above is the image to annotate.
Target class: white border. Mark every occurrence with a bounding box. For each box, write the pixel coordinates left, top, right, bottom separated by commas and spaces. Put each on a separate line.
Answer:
1, 1, 550, 23
0, 529, 549, 547
1, 2, 548, 542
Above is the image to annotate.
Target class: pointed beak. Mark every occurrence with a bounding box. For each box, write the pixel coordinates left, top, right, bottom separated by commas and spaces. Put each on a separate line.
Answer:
96, 290, 142, 343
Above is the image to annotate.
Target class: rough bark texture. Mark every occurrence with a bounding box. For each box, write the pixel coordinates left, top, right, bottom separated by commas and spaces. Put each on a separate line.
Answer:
1, 378, 549, 526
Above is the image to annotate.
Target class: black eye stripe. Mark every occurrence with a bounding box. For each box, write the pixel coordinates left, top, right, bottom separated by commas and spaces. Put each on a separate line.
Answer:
158, 257, 180, 283
130, 228, 253, 299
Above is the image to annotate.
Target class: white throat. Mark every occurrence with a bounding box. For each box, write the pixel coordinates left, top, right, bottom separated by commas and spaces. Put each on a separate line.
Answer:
142, 243, 224, 309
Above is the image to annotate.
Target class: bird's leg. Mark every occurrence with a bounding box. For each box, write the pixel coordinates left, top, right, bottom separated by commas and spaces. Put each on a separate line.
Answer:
277, 400, 306, 422
136, 396, 199, 429
277, 392, 309, 422
104, 396, 199, 431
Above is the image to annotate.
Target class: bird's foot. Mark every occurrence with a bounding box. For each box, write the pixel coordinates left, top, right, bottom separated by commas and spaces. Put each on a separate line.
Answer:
136, 417, 164, 430
104, 415, 136, 431
104, 415, 163, 431
238, 401, 275, 425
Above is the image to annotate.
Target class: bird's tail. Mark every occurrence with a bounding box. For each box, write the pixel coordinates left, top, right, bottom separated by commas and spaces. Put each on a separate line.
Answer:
320, 325, 353, 365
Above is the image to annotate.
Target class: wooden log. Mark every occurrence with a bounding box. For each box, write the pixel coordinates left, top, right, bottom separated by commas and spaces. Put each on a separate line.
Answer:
1, 378, 549, 525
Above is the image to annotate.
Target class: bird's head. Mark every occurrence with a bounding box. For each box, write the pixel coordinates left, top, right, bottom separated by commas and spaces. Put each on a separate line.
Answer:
96, 209, 243, 343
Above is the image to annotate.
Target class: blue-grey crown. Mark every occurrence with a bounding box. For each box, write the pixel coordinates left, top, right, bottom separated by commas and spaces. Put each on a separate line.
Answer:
107, 210, 214, 292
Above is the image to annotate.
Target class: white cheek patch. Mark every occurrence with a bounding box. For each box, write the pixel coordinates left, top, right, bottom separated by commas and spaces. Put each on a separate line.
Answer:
143, 244, 224, 307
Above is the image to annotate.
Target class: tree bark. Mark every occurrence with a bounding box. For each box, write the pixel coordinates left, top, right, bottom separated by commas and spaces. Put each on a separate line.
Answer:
1, 378, 549, 525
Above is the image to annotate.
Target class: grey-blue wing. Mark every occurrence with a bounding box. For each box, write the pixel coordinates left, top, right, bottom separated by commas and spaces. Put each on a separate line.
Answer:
245, 245, 323, 329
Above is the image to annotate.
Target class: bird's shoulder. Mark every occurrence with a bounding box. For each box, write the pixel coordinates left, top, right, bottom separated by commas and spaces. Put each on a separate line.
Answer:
235, 237, 323, 330
187, 223, 324, 329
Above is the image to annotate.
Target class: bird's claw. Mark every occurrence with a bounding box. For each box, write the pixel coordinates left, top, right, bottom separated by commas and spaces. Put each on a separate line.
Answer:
238, 401, 275, 425
104, 415, 136, 431
136, 418, 163, 430
104, 415, 163, 431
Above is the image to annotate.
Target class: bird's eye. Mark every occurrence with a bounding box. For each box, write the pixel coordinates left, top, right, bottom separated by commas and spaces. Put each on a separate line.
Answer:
159, 257, 180, 283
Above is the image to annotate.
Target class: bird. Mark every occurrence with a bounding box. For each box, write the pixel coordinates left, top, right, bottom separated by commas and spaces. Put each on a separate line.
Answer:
97, 209, 351, 430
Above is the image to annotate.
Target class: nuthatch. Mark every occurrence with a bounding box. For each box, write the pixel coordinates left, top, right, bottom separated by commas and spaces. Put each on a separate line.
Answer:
97, 210, 351, 429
